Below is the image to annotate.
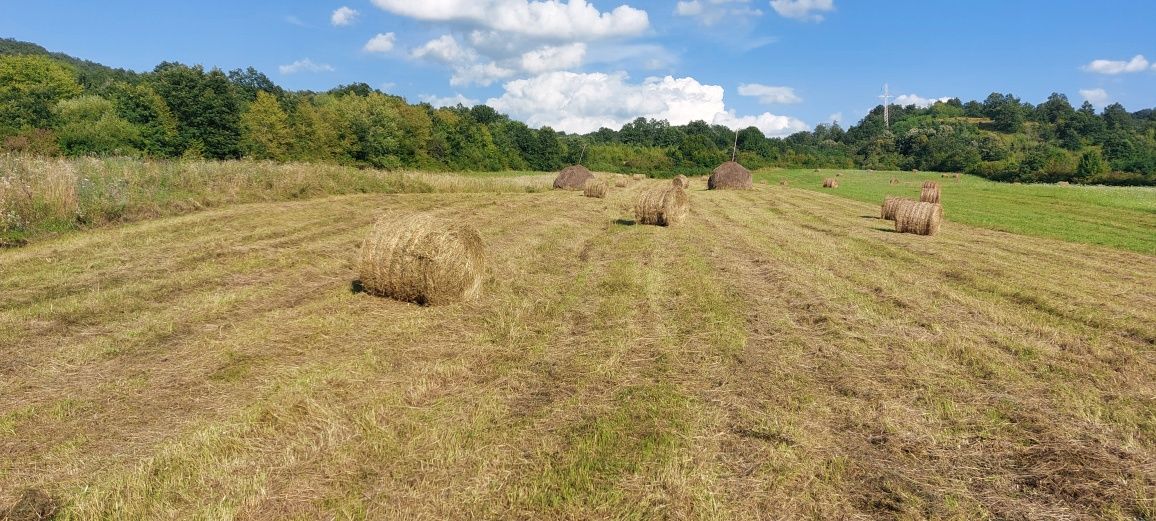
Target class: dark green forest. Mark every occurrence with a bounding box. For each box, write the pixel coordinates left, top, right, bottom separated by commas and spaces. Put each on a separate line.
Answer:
2, 38, 1154, 185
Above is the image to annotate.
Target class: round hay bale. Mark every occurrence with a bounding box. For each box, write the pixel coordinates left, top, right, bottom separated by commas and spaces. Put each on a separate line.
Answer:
632, 173, 645, 181
614, 178, 628, 188
709, 161, 752, 190
672, 174, 690, 189
553, 165, 594, 190
921, 181, 938, 189
920, 185, 941, 204
889, 177, 900, 185
634, 185, 688, 226
3, 489, 58, 521
779, 179, 789, 186
822, 178, 839, 188
881, 196, 911, 221
895, 201, 943, 236
583, 178, 609, 198
1057, 181, 1070, 186
358, 213, 486, 306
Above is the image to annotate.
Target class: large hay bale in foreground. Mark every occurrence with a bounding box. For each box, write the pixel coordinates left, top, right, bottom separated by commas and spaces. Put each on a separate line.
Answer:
358, 214, 486, 305
822, 178, 839, 188
920, 185, 941, 203
709, 161, 752, 190
553, 165, 594, 190
672, 174, 690, 189
635, 185, 688, 226
583, 178, 608, 198
881, 196, 912, 221
895, 201, 943, 236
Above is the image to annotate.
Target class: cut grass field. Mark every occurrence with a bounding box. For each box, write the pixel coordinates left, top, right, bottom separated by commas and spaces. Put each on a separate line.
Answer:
757, 168, 1156, 254
2, 174, 1154, 519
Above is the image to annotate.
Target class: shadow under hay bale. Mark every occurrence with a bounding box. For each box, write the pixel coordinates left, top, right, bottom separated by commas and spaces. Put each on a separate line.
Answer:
895, 201, 943, 236
672, 174, 689, 189
553, 165, 594, 190
881, 196, 912, 221
822, 178, 839, 188
635, 185, 688, 226
583, 178, 608, 198
920, 185, 941, 204
709, 161, 752, 190
2, 489, 58, 521
357, 213, 486, 306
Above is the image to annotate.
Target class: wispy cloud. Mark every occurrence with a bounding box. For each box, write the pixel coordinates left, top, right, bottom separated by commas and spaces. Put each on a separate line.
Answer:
770, 0, 834, 22
738, 83, 802, 104
279, 58, 334, 75
284, 15, 309, 27
1079, 88, 1109, 106
1082, 54, 1149, 75
364, 33, 397, 54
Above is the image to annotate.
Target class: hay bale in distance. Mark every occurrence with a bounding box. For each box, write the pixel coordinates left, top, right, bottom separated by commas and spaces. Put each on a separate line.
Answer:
553, 165, 594, 190
358, 213, 486, 306
920, 185, 941, 203
635, 185, 689, 226
614, 178, 628, 188
672, 174, 690, 189
632, 173, 645, 181
583, 178, 609, 198
822, 178, 839, 188
709, 161, 752, 190
881, 196, 912, 221
895, 201, 943, 236
779, 179, 789, 186
1058, 181, 1070, 186
889, 177, 900, 185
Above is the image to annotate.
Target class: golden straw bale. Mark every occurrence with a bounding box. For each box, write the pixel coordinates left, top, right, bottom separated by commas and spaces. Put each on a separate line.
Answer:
583, 178, 609, 198
895, 201, 943, 236
634, 185, 689, 226
358, 213, 486, 305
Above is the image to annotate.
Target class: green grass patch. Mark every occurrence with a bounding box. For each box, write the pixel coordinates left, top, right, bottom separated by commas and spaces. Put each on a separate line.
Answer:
758, 168, 1156, 254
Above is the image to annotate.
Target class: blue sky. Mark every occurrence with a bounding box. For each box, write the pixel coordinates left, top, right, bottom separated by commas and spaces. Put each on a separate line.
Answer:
3, 0, 1155, 135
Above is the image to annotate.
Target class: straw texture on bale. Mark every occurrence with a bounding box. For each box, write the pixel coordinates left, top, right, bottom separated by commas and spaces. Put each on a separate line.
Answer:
708, 161, 752, 190
358, 213, 486, 306
553, 165, 594, 190
672, 174, 690, 189
822, 178, 839, 188
922, 180, 938, 189
895, 201, 943, 236
583, 178, 608, 198
614, 178, 628, 187
632, 174, 645, 181
920, 185, 941, 203
881, 196, 912, 221
634, 185, 688, 226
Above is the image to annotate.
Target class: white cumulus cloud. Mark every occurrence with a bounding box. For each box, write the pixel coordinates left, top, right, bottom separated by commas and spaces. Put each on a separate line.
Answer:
893, 93, 951, 108
520, 43, 587, 74
1079, 88, 1109, 106
770, 0, 833, 21
737, 83, 802, 104
278, 58, 334, 75
486, 71, 806, 136
331, 6, 359, 26
370, 0, 649, 40
1083, 54, 1149, 75
364, 33, 398, 53
420, 93, 481, 107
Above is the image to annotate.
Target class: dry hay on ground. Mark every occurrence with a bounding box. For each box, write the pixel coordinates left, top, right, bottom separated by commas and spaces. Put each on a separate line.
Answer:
895, 201, 943, 235
709, 161, 752, 190
553, 165, 594, 190
357, 213, 486, 306
583, 178, 609, 198
921, 185, 941, 204
822, 178, 839, 188
1, 489, 58, 521
634, 185, 688, 226
632, 174, 645, 181
672, 175, 690, 189
881, 196, 912, 221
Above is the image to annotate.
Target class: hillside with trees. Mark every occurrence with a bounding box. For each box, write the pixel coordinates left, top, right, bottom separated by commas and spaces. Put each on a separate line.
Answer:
1, 38, 1153, 185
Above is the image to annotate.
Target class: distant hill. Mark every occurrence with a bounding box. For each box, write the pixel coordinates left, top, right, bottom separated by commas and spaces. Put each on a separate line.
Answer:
0, 37, 140, 87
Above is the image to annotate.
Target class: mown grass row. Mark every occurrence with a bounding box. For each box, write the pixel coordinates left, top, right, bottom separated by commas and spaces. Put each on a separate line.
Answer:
758, 168, 1156, 254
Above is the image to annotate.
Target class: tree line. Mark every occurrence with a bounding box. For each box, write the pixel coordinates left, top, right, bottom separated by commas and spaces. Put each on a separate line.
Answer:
1, 39, 1153, 185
